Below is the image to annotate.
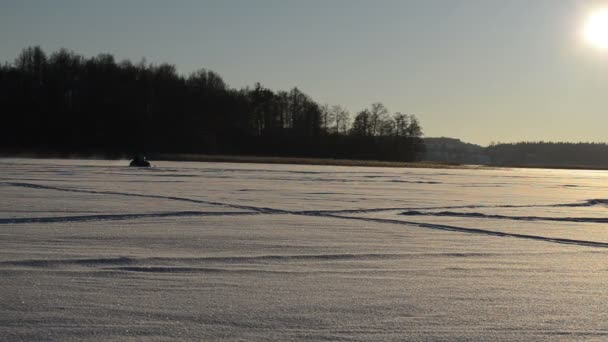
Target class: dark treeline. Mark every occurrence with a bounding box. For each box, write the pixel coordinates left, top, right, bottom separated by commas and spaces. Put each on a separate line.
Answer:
486, 142, 608, 167
0, 46, 425, 161
423, 139, 608, 168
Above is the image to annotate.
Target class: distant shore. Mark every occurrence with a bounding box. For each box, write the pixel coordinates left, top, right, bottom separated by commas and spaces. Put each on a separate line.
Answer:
0, 151, 469, 169
155, 156, 608, 171
4, 152, 608, 171
150, 153, 472, 169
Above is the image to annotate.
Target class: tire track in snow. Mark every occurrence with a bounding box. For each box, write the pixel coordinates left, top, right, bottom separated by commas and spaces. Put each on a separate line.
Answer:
3, 251, 599, 275
3, 181, 608, 248
0, 254, 410, 268
0, 211, 267, 225
399, 210, 608, 223
2, 182, 286, 214
304, 199, 608, 215
316, 213, 608, 248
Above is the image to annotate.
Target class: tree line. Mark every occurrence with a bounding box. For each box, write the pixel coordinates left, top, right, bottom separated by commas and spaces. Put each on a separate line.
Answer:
485, 141, 608, 167
0, 46, 425, 161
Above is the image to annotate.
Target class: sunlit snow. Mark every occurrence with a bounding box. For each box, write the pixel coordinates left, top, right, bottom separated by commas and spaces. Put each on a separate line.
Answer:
1, 159, 607, 341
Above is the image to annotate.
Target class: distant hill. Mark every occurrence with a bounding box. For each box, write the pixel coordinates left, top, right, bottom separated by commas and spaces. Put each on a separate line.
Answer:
485, 142, 608, 168
423, 139, 608, 169
423, 137, 490, 164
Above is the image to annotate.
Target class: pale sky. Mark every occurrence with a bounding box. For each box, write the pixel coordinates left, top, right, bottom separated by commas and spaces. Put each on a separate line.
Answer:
1, 0, 608, 145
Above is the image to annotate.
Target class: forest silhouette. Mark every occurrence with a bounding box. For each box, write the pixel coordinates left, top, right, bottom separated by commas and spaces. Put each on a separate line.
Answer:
0, 46, 425, 161
485, 142, 608, 168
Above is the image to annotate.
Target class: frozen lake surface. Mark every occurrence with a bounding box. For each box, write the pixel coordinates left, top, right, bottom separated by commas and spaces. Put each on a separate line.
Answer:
1, 158, 607, 341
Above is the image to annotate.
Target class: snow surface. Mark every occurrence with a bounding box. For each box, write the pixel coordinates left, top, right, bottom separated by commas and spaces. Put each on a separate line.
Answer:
1, 158, 607, 341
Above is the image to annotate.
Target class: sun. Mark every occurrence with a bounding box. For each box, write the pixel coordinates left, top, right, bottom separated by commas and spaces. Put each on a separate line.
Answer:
584, 8, 608, 49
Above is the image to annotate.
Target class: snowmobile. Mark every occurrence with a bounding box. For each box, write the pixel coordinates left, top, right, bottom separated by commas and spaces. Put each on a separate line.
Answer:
129, 155, 151, 167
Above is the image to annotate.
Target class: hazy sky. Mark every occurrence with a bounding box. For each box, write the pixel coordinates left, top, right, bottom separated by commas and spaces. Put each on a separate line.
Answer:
2, 0, 607, 145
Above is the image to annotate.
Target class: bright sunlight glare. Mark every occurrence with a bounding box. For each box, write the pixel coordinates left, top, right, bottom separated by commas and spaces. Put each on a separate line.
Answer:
584, 8, 608, 49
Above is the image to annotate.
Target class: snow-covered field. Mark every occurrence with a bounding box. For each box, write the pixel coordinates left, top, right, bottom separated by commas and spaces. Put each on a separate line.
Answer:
1, 158, 607, 341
